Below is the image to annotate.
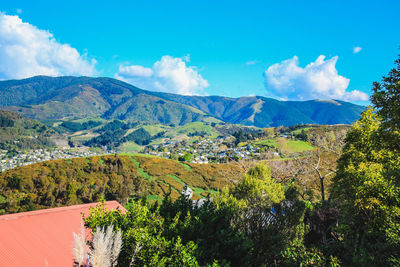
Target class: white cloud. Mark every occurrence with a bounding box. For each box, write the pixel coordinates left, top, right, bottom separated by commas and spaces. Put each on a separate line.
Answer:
16, 9, 22, 14
0, 13, 97, 80
353, 46, 362, 54
116, 55, 209, 95
119, 65, 153, 77
263, 55, 369, 101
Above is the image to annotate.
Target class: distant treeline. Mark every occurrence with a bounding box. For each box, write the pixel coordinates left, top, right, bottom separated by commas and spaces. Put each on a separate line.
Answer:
60, 120, 102, 132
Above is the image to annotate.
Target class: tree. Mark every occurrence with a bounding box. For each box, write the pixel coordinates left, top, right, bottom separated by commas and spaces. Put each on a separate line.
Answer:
371, 55, 400, 130
181, 153, 192, 162
332, 109, 400, 264
215, 163, 319, 266
371, 54, 400, 151
84, 201, 200, 267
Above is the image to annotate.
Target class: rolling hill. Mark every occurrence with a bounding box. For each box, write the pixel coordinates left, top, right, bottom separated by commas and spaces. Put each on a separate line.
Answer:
0, 154, 243, 215
0, 76, 365, 127
0, 110, 55, 150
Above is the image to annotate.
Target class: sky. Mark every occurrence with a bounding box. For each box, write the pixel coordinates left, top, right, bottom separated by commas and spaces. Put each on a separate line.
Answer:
1, 0, 400, 105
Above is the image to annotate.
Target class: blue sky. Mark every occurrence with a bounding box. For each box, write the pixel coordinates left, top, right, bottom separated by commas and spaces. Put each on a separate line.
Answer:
1, 0, 400, 104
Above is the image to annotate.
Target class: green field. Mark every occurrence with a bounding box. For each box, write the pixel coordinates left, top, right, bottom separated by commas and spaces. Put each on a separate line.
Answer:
142, 124, 170, 135
253, 137, 314, 153
167, 122, 220, 139
278, 139, 314, 153
117, 141, 143, 153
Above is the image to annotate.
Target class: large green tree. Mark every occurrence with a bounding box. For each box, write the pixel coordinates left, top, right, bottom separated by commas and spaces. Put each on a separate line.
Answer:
332, 55, 400, 265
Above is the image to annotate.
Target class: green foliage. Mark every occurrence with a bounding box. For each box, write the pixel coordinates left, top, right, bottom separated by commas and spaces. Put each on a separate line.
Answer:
0, 110, 55, 150
0, 155, 241, 215
215, 163, 314, 266
96, 120, 134, 133
123, 128, 152, 145
332, 96, 400, 263
156, 194, 252, 266
83, 163, 329, 266
60, 120, 102, 132
84, 201, 200, 266
371, 55, 400, 132
85, 129, 126, 148
281, 244, 326, 267
231, 163, 284, 204
180, 153, 192, 162
0, 155, 143, 214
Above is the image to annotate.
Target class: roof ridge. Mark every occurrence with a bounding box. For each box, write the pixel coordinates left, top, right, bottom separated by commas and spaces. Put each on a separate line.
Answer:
0, 201, 121, 221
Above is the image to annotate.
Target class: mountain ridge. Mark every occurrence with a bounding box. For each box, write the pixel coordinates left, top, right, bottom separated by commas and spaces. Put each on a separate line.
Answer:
0, 76, 365, 127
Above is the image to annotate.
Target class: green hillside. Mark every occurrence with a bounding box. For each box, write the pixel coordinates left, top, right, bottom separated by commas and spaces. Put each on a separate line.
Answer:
0, 110, 55, 150
0, 154, 243, 215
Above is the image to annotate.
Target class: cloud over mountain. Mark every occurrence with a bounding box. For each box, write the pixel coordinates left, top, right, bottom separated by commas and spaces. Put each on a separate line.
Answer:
263, 55, 369, 101
116, 55, 209, 95
0, 13, 96, 80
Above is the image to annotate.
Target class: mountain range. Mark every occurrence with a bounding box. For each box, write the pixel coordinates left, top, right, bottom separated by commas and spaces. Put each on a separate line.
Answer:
0, 76, 365, 127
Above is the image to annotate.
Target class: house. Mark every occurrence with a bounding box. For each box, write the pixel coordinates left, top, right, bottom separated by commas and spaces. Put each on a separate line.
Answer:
0, 201, 125, 267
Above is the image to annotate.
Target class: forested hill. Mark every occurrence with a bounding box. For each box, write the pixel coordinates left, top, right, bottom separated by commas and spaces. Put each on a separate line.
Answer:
0, 110, 54, 150
0, 76, 364, 127
0, 154, 243, 215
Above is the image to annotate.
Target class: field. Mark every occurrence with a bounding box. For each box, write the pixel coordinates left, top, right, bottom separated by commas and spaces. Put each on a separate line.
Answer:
117, 141, 143, 153
277, 138, 314, 153
252, 137, 314, 153
167, 122, 220, 139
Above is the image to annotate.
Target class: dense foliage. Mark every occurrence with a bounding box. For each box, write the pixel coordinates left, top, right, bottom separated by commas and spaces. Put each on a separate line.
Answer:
84, 129, 127, 148
95, 120, 137, 134
232, 129, 265, 145
85, 126, 157, 148
60, 120, 102, 132
0, 154, 241, 215
123, 128, 152, 145
0, 110, 54, 150
84, 164, 337, 266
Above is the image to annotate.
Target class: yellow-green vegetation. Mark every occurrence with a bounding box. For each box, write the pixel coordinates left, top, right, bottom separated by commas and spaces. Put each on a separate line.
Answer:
83, 163, 327, 266
201, 116, 223, 123
291, 126, 313, 134
0, 110, 55, 150
277, 138, 314, 153
117, 141, 142, 153
0, 154, 243, 215
168, 122, 219, 139
252, 137, 314, 153
141, 124, 170, 135
132, 155, 240, 199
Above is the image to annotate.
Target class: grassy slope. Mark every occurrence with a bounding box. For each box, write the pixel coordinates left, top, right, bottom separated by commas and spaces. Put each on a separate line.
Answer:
168, 122, 220, 139
252, 137, 314, 153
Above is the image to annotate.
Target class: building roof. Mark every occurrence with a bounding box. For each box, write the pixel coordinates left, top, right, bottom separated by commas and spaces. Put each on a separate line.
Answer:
0, 201, 125, 267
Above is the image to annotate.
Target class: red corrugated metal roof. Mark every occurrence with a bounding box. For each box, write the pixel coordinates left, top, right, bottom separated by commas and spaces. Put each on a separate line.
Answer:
0, 201, 125, 267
